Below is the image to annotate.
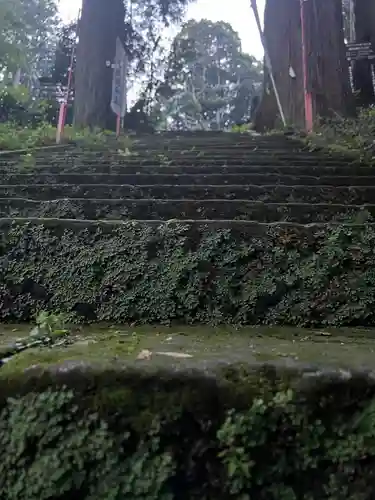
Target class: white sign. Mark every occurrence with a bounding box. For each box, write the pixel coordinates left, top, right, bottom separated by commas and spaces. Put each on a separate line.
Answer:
111, 38, 128, 117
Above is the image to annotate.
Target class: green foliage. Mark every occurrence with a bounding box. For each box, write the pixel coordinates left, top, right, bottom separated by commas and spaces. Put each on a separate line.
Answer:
64, 126, 132, 151
19, 153, 36, 168
0, 387, 174, 499
1, 215, 375, 326
231, 123, 252, 133
154, 19, 263, 130
51, 22, 77, 88
0, 85, 45, 126
308, 108, 375, 160
0, 389, 117, 499
218, 386, 375, 499
34, 311, 69, 337
0, 122, 56, 150
0, 0, 58, 75
1, 367, 375, 498
0, 123, 132, 152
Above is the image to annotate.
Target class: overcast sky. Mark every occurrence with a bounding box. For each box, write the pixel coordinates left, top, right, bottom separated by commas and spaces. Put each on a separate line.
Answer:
58, 0, 265, 59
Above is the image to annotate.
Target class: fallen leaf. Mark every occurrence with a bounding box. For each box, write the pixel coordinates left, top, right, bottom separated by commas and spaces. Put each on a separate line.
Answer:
137, 349, 152, 360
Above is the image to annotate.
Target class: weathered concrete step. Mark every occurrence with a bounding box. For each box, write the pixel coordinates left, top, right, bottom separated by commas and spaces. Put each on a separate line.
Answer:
1, 216, 372, 237
3, 184, 375, 204
130, 148, 323, 157
3, 155, 351, 169
1, 146, 313, 162
124, 155, 349, 165
134, 143, 308, 151
5, 150, 336, 164
5, 173, 375, 186
138, 137, 305, 149
0, 198, 370, 222
132, 130, 295, 142
8, 163, 369, 176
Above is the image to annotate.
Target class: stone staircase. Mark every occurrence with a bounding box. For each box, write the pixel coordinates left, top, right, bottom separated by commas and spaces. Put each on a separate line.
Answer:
1, 131, 375, 325
1, 131, 374, 224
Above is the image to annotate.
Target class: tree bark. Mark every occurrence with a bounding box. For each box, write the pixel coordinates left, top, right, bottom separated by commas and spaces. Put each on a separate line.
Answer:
74, 0, 125, 129
305, 0, 355, 119
255, 0, 354, 132
255, 0, 304, 131
353, 0, 375, 107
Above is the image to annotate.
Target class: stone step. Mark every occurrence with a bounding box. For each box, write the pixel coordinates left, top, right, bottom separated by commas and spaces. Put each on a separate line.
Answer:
133, 144, 308, 152
2, 184, 375, 204
6, 163, 369, 176
0, 150, 343, 160
131, 137, 308, 149
0, 198, 371, 223
131, 132, 293, 141
4, 172, 375, 186
129, 148, 329, 157
0, 216, 372, 237
2, 155, 351, 169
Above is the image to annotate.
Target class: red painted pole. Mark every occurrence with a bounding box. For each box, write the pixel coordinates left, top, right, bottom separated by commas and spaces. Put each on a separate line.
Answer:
56, 9, 81, 143
116, 114, 121, 137
300, 0, 313, 132
56, 102, 66, 144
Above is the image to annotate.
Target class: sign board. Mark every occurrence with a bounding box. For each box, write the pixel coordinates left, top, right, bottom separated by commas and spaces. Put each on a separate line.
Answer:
110, 38, 128, 117
346, 42, 375, 61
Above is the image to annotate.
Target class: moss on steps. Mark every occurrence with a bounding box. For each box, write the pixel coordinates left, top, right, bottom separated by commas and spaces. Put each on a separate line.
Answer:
2, 324, 375, 376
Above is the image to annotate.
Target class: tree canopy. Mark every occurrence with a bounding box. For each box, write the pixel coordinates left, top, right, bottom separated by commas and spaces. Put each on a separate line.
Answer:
0, 0, 58, 80
74, 0, 193, 128
153, 19, 263, 130
0, 0, 373, 132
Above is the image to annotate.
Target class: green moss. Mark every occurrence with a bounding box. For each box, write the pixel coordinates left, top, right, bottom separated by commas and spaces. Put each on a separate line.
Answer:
3, 324, 375, 378
2, 217, 375, 326
1, 356, 375, 498
0, 328, 137, 375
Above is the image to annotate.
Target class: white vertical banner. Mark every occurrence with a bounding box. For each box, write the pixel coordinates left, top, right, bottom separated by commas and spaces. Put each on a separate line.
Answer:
111, 38, 128, 118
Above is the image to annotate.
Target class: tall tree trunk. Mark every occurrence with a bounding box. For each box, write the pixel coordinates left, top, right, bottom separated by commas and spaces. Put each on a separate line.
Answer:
305, 0, 355, 119
255, 0, 304, 131
353, 0, 375, 107
74, 0, 125, 129
255, 0, 354, 132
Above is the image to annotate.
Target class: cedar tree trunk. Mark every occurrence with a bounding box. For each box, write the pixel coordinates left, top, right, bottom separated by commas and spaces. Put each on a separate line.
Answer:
255, 0, 354, 131
74, 0, 125, 129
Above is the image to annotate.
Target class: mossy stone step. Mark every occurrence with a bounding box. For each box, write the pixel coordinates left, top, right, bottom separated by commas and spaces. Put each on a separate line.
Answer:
5, 172, 375, 186
3, 325, 375, 375
3, 184, 375, 205
128, 147, 340, 156
0, 213, 374, 324
2, 159, 353, 173
132, 139, 308, 150
6, 163, 370, 177
0, 198, 371, 223
5, 156, 352, 169
125, 156, 351, 166
0, 216, 371, 235
131, 131, 292, 140
134, 143, 308, 151
3, 149, 337, 164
